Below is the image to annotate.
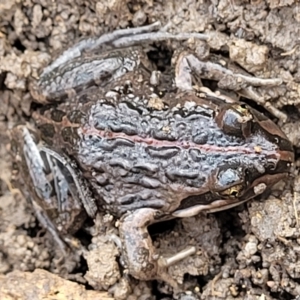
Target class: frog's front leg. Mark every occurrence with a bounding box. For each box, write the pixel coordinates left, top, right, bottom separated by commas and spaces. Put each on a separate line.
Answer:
119, 208, 196, 285
175, 52, 287, 121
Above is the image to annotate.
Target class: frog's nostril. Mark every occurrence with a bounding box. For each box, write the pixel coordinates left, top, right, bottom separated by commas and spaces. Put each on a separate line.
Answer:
267, 161, 276, 171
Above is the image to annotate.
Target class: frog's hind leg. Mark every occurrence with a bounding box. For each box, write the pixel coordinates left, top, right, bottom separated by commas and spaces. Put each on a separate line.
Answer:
32, 23, 209, 104
31, 199, 69, 255
42, 22, 162, 76
10, 125, 89, 260
110, 31, 208, 49
43, 22, 208, 77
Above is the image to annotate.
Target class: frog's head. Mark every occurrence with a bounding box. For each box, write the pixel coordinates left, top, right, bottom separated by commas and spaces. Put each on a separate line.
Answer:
215, 103, 293, 197
173, 103, 294, 217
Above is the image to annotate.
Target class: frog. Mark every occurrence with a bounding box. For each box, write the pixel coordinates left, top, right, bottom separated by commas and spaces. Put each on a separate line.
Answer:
10, 22, 294, 285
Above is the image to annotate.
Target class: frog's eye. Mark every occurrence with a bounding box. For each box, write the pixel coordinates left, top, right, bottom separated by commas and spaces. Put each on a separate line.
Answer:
213, 168, 245, 198
215, 104, 253, 138
219, 184, 244, 198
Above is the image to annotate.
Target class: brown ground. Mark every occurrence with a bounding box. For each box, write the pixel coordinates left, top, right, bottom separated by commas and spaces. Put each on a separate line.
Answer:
1, 1, 300, 299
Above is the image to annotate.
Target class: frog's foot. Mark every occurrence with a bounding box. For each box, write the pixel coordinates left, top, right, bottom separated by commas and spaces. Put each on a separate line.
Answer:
119, 208, 196, 286
34, 199, 84, 274
175, 52, 282, 90
32, 200, 69, 255
174, 52, 286, 121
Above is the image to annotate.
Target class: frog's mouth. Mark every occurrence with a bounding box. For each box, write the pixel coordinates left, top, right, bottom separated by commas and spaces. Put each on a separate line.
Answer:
172, 172, 290, 218
172, 198, 250, 217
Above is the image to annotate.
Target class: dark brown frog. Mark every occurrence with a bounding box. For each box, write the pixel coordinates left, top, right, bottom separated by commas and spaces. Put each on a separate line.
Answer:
10, 22, 294, 284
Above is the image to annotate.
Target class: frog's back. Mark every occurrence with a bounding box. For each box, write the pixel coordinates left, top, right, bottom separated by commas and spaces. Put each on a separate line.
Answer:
33, 79, 284, 218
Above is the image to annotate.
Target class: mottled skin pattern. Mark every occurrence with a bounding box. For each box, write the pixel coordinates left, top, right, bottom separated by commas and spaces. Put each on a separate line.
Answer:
34, 77, 292, 217
11, 24, 294, 283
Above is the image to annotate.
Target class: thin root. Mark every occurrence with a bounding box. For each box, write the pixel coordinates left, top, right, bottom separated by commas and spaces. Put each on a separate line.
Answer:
293, 190, 299, 227
0, 176, 21, 196
211, 271, 223, 297
281, 45, 299, 57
